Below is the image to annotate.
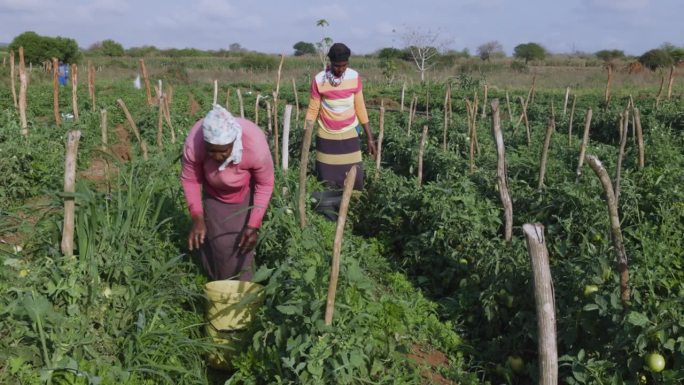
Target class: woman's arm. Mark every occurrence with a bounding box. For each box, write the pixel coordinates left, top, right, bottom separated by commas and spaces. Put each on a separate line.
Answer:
354, 88, 376, 159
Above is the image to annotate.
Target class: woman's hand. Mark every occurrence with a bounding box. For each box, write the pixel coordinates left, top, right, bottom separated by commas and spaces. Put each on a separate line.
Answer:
366, 137, 377, 160
238, 226, 259, 254
188, 216, 206, 251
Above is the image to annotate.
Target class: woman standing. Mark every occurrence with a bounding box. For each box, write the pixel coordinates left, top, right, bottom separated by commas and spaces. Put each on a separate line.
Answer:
305, 42, 376, 190
181, 105, 274, 281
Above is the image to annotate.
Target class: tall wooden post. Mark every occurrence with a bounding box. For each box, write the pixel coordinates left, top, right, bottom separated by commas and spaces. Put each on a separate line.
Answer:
538, 114, 555, 191
117, 99, 149, 160
563, 87, 570, 116
585, 155, 630, 305
481, 83, 488, 118
492, 101, 512, 243
272, 91, 279, 166
71, 64, 79, 122
291, 78, 300, 123
666, 65, 675, 100
52, 58, 61, 126
298, 122, 314, 229
519, 96, 531, 146
18, 47, 28, 136
139, 59, 152, 105
282, 105, 292, 171
400, 82, 406, 112
417, 125, 429, 187
614, 109, 629, 204
10, 50, 18, 109
237, 88, 245, 118
375, 105, 385, 178
575, 108, 593, 178
100, 109, 108, 151
61, 130, 82, 257
568, 95, 577, 145
523, 223, 558, 385
634, 108, 644, 170
213, 80, 218, 105
604, 64, 613, 106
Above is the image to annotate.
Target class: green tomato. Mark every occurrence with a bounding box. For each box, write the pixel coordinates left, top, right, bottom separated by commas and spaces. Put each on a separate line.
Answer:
458, 258, 469, 265
645, 352, 665, 373
507, 355, 524, 374
584, 284, 599, 296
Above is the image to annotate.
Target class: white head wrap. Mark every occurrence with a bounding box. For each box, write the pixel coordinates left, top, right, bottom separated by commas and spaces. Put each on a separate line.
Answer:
202, 104, 243, 170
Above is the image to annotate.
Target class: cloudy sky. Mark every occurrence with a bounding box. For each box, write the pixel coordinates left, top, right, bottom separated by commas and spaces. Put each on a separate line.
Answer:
0, 0, 681, 56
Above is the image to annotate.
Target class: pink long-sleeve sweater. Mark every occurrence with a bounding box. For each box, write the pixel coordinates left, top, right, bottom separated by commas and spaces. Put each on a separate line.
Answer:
181, 118, 274, 228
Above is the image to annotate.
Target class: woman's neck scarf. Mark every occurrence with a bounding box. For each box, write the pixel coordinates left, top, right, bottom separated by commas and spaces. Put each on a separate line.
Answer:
202, 104, 243, 171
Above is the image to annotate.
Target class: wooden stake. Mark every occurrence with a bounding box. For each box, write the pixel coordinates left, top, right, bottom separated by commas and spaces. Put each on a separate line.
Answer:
254, 93, 261, 125
61, 130, 82, 257
492, 100, 512, 243
523, 223, 558, 385
100, 109, 108, 151
298, 121, 314, 228
472, 93, 480, 156
443, 86, 450, 150
466, 99, 476, 174
52, 58, 61, 126
614, 109, 629, 204
417, 125, 429, 187
225, 88, 231, 111
282, 105, 292, 171
634, 108, 644, 170
538, 112, 555, 191
575, 108, 593, 178
139, 59, 152, 105
563, 87, 570, 116
604, 64, 613, 106
324, 165, 357, 326
157, 95, 165, 151
585, 155, 630, 305
481, 83, 488, 118
18, 48, 28, 136
117, 99, 148, 160
272, 91, 279, 166
655, 75, 665, 107
237, 88, 245, 118
291, 78, 300, 123
213, 80, 218, 105
519, 96, 531, 145
568, 95, 577, 145
666, 65, 675, 100
71, 64, 79, 122
265, 101, 272, 134
529, 74, 537, 105
375, 105, 385, 178
407, 94, 415, 134
505, 91, 512, 122
401, 82, 406, 112
163, 96, 175, 144
89, 62, 96, 111
10, 50, 17, 109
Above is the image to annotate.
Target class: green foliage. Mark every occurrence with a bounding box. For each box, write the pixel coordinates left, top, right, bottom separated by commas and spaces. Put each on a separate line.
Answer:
595, 49, 625, 62
513, 42, 546, 63
90, 39, 125, 57
639, 49, 675, 70
293, 41, 316, 56
239, 53, 279, 70
9, 31, 80, 63
376, 47, 405, 60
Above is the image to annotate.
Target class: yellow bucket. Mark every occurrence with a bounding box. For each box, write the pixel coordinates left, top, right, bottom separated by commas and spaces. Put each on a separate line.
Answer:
204, 280, 264, 370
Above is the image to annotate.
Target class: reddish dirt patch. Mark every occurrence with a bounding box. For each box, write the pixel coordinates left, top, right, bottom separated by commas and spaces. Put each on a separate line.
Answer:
366, 97, 401, 110
407, 344, 457, 385
0, 196, 55, 249
111, 123, 132, 161
81, 158, 117, 191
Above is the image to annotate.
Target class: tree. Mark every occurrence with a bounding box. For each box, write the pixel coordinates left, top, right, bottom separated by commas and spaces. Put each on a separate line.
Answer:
639, 49, 674, 70
595, 49, 625, 62
400, 27, 450, 82
477, 41, 504, 61
101, 39, 124, 57
513, 42, 546, 63
229, 43, 247, 53
9, 31, 80, 63
659, 42, 684, 63
376, 47, 404, 60
315, 19, 332, 69
293, 41, 316, 56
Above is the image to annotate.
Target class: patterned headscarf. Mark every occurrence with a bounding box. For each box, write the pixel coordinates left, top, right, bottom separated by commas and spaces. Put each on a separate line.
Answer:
202, 104, 243, 170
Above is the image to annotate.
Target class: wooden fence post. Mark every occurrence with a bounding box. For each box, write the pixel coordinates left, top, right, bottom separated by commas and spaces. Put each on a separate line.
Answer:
292, 78, 300, 123
139, 59, 152, 105
71, 63, 79, 122
100, 109, 108, 151
523, 223, 558, 385
575, 108, 593, 179
61, 130, 82, 257
52, 58, 61, 126
10, 50, 18, 109
568, 95, 577, 145
324, 166, 357, 326
282, 105, 292, 171
298, 122, 314, 229
666, 65, 675, 100
375, 105, 385, 178
18, 47, 28, 136
117, 99, 149, 160
634, 108, 644, 170
492, 100, 513, 243
585, 155, 630, 306
538, 112, 555, 191
417, 125, 429, 187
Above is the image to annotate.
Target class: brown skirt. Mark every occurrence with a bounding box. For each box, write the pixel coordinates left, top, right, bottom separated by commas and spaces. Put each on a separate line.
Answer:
200, 193, 255, 281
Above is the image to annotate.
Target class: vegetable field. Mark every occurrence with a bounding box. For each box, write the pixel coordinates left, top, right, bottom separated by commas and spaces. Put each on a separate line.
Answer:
1, 56, 683, 385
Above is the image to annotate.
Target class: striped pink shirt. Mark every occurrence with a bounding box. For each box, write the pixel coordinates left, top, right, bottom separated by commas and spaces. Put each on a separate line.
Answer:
305, 68, 369, 132
181, 118, 274, 228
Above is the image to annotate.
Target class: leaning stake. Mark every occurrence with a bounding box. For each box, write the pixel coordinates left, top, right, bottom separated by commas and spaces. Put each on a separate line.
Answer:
298, 121, 314, 228
324, 166, 357, 325
523, 223, 558, 385
492, 100, 513, 243
585, 155, 630, 305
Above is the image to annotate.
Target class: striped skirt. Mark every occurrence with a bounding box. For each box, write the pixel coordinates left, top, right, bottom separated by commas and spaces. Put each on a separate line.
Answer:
315, 127, 364, 190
